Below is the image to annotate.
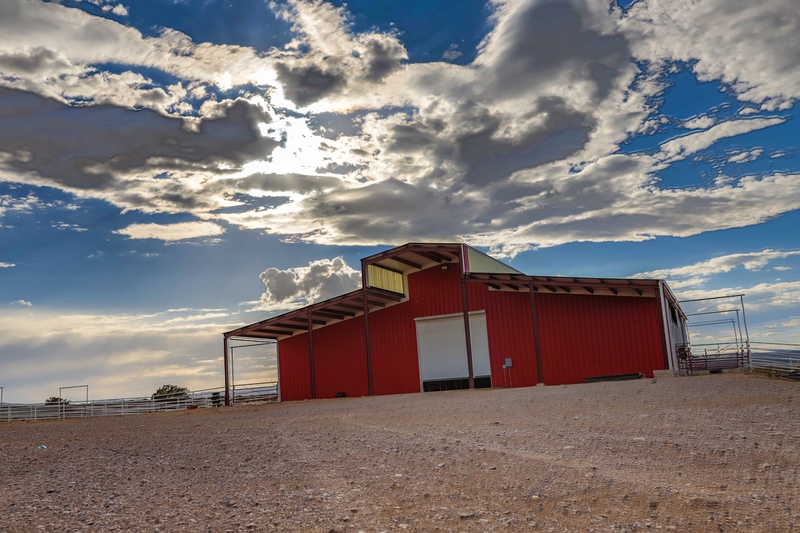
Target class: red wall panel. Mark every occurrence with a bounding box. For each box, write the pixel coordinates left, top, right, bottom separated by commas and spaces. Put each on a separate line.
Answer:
278, 317, 369, 401
278, 332, 312, 401
369, 265, 464, 395
368, 301, 421, 395
278, 263, 664, 400
536, 293, 665, 384
369, 266, 540, 392
312, 315, 370, 398
484, 291, 539, 387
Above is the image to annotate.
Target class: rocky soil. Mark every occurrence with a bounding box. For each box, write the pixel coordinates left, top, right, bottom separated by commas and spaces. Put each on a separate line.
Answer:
1, 372, 799, 532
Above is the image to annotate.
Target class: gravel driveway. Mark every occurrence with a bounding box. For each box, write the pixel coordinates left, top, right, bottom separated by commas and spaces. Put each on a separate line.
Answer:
2, 372, 798, 532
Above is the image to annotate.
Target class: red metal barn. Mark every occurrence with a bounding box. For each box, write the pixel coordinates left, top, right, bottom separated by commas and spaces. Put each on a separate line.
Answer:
223, 244, 688, 404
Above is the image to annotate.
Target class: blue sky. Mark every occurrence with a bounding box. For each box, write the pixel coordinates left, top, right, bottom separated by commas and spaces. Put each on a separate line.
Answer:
1, 0, 798, 403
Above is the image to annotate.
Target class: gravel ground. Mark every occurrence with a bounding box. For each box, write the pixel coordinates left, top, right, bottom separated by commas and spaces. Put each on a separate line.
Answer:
1, 372, 798, 532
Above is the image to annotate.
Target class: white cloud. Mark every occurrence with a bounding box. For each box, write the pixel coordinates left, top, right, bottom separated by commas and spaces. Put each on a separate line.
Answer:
621, 0, 800, 109
0, 262, 14, 268
677, 280, 800, 311
658, 118, 784, 163
728, 148, 763, 164
52, 222, 88, 232
0, 0, 798, 252
682, 115, 715, 129
442, 44, 463, 61
0, 307, 268, 403
0, 191, 42, 218
115, 221, 226, 241
637, 249, 800, 281
257, 256, 361, 310
13, 299, 32, 306
107, 4, 128, 17
0, 0, 274, 98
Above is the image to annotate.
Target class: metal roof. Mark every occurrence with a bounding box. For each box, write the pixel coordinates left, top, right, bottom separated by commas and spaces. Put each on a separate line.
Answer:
224, 242, 661, 340
361, 243, 463, 273
465, 273, 659, 297
223, 287, 404, 340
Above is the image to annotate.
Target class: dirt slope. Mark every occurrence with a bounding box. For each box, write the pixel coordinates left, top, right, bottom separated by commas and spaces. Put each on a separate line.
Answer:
2, 373, 798, 532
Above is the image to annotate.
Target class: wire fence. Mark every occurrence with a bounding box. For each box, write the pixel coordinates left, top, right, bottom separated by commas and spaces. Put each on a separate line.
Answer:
0, 381, 277, 423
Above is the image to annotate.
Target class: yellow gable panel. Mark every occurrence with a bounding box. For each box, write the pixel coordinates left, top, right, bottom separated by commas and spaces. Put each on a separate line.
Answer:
367, 264, 404, 294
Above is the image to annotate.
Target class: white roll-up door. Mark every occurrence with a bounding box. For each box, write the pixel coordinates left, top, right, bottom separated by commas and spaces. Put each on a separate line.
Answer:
416, 311, 491, 382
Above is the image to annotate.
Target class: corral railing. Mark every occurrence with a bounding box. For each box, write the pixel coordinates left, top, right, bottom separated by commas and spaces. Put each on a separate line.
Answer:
230, 381, 279, 405
750, 342, 800, 379
675, 341, 800, 379
0, 381, 277, 423
676, 342, 748, 374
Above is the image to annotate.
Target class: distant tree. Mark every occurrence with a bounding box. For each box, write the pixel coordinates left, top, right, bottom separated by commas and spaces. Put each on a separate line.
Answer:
151, 384, 190, 400
45, 397, 70, 405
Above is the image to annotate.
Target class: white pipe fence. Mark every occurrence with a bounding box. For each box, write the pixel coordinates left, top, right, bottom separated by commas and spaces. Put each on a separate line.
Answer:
0, 381, 277, 423
750, 343, 800, 378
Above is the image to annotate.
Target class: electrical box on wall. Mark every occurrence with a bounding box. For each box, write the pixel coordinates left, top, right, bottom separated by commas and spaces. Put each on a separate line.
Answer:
505, 358, 512, 367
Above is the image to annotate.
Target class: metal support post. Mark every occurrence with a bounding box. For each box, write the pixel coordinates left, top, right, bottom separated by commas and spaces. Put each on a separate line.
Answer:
308, 310, 316, 399
461, 276, 475, 389
739, 295, 752, 368
528, 282, 544, 384
223, 335, 230, 406
361, 266, 374, 396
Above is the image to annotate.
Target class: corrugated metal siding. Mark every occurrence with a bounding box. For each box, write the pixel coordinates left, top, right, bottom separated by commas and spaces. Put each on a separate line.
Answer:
484, 291, 539, 387
369, 301, 421, 395
370, 266, 495, 394
312, 316, 370, 398
277, 318, 369, 401
536, 293, 665, 384
370, 266, 540, 391
277, 265, 664, 400
367, 264, 404, 294
277, 333, 312, 401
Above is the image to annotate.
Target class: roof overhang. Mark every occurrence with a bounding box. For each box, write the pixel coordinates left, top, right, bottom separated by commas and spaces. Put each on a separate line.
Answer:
225, 243, 664, 341
223, 287, 404, 340
465, 273, 660, 297
362, 243, 463, 274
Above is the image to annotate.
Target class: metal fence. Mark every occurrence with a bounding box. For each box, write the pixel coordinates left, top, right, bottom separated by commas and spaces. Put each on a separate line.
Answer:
674, 340, 800, 379
750, 342, 800, 379
0, 381, 278, 423
676, 342, 748, 374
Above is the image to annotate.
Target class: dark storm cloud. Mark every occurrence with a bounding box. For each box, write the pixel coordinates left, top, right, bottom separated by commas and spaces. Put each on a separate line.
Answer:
272, 31, 407, 107
482, 1, 631, 102
360, 35, 407, 82
274, 62, 348, 108
223, 172, 343, 195
0, 88, 277, 192
456, 96, 595, 186
0, 46, 76, 76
